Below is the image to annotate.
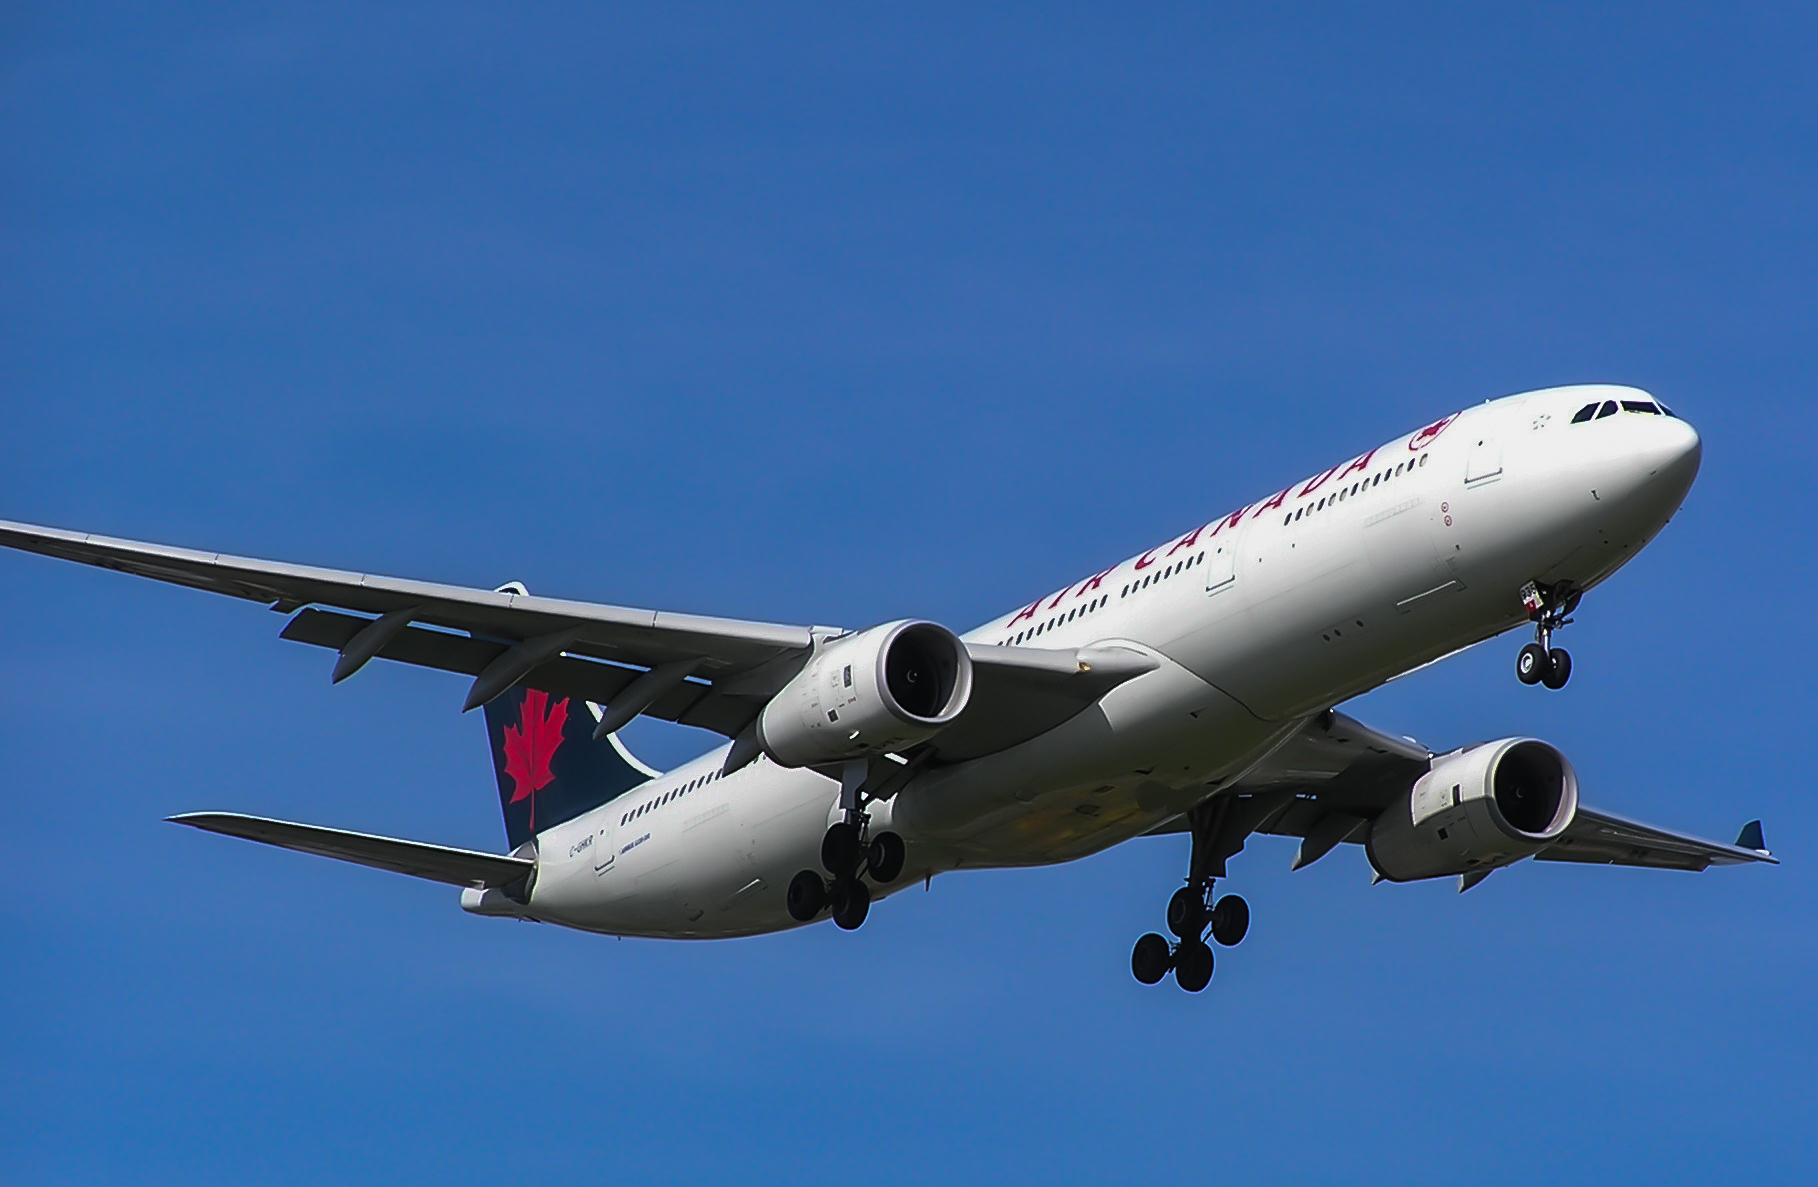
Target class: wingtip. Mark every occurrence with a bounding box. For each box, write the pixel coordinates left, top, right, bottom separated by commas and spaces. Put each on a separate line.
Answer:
167, 812, 234, 829
1735, 819, 1768, 853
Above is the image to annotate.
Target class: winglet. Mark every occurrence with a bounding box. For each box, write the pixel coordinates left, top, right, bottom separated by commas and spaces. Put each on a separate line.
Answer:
1735, 820, 1768, 853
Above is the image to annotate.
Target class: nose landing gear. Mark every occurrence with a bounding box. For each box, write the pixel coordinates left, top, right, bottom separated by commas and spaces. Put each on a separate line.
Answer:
1516, 581, 1579, 690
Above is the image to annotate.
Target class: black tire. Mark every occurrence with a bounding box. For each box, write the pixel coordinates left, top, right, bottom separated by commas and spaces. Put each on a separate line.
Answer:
1174, 939, 1214, 992
1210, 894, 1250, 946
821, 822, 863, 877
1166, 887, 1204, 939
1516, 642, 1548, 685
867, 831, 906, 884
1131, 933, 1172, 985
830, 878, 871, 930
785, 870, 827, 922
1542, 647, 1572, 690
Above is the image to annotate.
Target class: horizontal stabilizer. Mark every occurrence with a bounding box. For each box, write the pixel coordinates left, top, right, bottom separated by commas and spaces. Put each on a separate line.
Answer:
169, 812, 533, 888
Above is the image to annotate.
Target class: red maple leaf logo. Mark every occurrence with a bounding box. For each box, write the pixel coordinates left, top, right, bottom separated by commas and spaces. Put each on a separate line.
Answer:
1408, 413, 1458, 451
503, 690, 568, 833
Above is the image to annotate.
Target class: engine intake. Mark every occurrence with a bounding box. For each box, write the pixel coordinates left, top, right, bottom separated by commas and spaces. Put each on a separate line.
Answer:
1366, 738, 1578, 883
757, 620, 973, 768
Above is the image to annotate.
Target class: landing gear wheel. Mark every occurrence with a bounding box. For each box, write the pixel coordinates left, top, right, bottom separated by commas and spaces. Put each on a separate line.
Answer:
829, 879, 871, 930
1174, 940, 1214, 992
1541, 647, 1572, 690
821, 822, 863, 877
1209, 894, 1250, 947
1166, 887, 1205, 939
867, 831, 906, 884
1516, 643, 1548, 685
785, 870, 827, 922
1131, 933, 1172, 985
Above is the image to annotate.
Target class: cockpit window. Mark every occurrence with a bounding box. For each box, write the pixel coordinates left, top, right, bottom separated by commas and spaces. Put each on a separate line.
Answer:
1657, 402, 1677, 418
1595, 401, 1618, 419
1571, 403, 1598, 423
1621, 400, 1660, 414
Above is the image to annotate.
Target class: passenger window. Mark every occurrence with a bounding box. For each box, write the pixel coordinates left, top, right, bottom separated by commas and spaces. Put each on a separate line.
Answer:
1571, 403, 1598, 423
1596, 401, 1618, 419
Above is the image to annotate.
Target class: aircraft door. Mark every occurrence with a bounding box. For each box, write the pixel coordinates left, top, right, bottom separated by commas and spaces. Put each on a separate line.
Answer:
593, 814, 618, 876
1465, 428, 1504, 484
1204, 542, 1237, 594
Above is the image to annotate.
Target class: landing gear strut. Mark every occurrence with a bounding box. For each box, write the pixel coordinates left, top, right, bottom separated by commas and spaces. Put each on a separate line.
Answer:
1516, 581, 1579, 690
785, 761, 906, 930
1132, 798, 1253, 992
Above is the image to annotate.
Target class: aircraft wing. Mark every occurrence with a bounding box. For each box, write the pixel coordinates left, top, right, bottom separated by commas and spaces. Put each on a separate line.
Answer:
169, 812, 534, 887
1534, 807, 1778, 871
1151, 709, 1776, 876
0, 518, 1147, 757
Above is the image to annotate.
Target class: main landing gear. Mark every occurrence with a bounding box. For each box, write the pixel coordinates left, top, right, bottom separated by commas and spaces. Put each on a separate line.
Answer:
1132, 884, 1250, 992
785, 764, 906, 931
1132, 798, 1254, 992
1515, 580, 1580, 691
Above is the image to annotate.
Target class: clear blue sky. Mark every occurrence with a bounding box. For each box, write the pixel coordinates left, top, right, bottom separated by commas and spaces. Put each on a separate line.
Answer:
3, 4, 1814, 1183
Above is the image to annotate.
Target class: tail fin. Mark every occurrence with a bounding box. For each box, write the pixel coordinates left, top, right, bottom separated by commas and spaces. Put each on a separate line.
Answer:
482, 686, 657, 850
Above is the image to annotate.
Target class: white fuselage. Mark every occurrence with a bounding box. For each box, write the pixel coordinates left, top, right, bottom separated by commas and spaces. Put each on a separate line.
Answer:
499, 385, 1702, 938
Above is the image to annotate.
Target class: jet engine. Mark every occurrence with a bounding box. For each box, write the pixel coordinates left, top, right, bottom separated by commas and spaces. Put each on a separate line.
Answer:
757, 620, 974, 768
1366, 738, 1578, 882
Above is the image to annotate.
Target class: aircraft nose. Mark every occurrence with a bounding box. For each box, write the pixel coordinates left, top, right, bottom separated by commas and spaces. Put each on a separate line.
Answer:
1600, 408, 1702, 521
1642, 411, 1702, 489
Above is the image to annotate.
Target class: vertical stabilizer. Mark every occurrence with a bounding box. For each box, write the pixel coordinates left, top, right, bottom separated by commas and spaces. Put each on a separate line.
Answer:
482, 686, 656, 850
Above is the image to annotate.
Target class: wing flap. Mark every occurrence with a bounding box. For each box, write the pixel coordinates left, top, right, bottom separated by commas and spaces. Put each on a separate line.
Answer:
280, 607, 763, 737
169, 812, 534, 887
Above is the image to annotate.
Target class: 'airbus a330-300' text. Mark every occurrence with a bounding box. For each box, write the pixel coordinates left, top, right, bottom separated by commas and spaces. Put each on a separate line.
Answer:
0, 384, 1773, 991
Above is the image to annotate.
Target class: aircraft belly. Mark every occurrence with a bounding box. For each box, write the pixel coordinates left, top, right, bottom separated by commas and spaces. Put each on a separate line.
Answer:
529, 765, 844, 939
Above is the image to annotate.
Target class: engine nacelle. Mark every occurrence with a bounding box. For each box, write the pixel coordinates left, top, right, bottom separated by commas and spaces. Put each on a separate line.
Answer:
1366, 738, 1578, 882
756, 620, 973, 768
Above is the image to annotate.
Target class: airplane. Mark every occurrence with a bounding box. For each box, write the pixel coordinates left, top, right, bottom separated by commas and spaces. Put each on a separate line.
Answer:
0, 383, 1775, 992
